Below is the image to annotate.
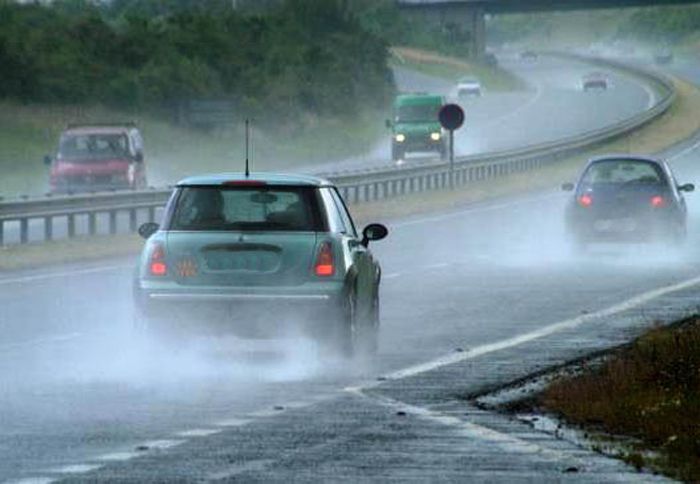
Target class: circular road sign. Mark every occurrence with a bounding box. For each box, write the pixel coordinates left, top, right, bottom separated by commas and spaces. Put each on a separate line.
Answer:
438, 104, 465, 131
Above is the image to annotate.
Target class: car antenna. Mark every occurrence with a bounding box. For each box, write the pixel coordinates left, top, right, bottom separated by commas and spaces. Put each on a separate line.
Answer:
245, 118, 250, 178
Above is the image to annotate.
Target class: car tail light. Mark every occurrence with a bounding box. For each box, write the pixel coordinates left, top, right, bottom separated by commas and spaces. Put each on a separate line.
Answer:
578, 194, 593, 207
314, 241, 334, 277
149, 242, 167, 276
651, 195, 665, 208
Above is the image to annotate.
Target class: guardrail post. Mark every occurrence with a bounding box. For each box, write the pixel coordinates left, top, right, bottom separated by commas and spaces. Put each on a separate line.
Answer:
109, 210, 118, 235
363, 185, 370, 203
44, 216, 52, 242
88, 212, 97, 236
129, 209, 137, 232
353, 185, 360, 204
67, 214, 76, 238
148, 206, 156, 222
0, 220, 4, 246
20, 218, 28, 244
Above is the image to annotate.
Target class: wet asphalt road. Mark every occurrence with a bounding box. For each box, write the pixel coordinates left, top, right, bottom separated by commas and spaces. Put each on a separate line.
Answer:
0, 54, 656, 246
1, 62, 699, 482
307, 53, 657, 174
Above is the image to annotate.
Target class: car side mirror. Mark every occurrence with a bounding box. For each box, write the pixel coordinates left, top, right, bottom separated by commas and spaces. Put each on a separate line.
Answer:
679, 183, 695, 193
385, 119, 392, 129
361, 223, 388, 247
134, 152, 144, 163
561, 183, 575, 192
43, 155, 52, 166
138, 222, 159, 239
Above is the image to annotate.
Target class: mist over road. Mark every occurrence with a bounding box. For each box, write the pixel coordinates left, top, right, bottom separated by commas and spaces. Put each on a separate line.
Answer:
0, 59, 697, 482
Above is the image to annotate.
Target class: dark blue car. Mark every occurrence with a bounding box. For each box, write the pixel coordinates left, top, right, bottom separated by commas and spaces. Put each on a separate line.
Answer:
563, 155, 694, 248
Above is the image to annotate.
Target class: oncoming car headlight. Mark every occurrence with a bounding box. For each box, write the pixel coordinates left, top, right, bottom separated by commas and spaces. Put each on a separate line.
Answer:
430, 132, 441, 141
395, 134, 406, 143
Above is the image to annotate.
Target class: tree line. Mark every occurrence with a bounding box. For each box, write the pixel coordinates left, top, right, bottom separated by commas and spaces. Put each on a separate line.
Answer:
0, 0, 394, 127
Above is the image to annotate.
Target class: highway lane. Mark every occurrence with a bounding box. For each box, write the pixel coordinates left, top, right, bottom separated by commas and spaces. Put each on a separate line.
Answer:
308, 53, 658, 174
0, 59, 694, 482
0, 54, 657, 246
3, 129, 700, 481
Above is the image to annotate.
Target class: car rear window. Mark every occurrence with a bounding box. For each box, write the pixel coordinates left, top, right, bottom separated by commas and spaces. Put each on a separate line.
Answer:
167, 186, 324, 232
581, 160, 665, 186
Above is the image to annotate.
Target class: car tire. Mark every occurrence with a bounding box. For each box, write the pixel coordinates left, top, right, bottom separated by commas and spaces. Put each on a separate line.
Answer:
392, 145, 403, 162
332, 286, 378, 358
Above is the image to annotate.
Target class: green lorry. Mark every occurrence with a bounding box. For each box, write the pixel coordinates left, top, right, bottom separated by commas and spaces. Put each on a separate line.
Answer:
387, 93, 447, 162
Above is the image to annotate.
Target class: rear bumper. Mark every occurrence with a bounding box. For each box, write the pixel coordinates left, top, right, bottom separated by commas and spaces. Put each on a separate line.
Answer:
394, 139, 444, 153
134, 281, 345, 328
567, 213, 682, 242
148, 292, 332, 302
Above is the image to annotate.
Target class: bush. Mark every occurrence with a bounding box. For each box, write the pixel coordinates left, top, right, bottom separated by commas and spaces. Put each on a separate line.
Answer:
0, 0, 394, 128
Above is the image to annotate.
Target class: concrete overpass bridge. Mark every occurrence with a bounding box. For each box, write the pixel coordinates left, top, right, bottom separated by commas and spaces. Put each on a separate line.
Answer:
398, 0, 700, 58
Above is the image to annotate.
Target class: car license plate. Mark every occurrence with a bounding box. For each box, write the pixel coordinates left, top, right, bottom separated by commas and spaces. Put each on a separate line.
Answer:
594, 218, 637, 233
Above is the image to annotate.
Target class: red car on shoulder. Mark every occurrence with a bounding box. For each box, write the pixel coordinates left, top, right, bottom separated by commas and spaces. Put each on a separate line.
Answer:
45, 123, 147, 193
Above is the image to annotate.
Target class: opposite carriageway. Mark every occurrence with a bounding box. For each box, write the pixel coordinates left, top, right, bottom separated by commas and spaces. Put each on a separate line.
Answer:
0, 55, 675, 246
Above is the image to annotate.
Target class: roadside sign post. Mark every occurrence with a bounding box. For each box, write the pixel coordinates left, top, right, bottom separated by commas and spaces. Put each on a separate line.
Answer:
438, 104, 465, 189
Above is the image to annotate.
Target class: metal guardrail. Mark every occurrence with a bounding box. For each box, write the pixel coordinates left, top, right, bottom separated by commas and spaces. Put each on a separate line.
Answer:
0, 54, 675, 246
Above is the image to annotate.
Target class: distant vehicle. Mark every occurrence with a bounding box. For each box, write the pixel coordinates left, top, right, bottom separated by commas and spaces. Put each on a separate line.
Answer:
562, 155, 694, 248
581, 72, 608, 91
45, 123, 147, 193
387, 93, 447, 162
457, 77, 482, 98
654, 50, 674, 65
520, 50, 538, 61
133, 173, 388, 357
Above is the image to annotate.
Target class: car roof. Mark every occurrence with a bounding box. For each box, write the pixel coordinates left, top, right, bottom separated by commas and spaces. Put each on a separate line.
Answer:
176, 172, 334, 187
63, 126, 133, 136
587, 154, 664, 166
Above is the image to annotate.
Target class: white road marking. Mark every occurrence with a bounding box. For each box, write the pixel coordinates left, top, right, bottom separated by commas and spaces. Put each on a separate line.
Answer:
6, 479, 57, 484
392, 192, 561, 229
383, 272, 402, 280
0, 333, 83, 350
669, 137, 700, 161
0, 265, 130, 286
215, 418, 253, 427
353, 391, 578, 464
347, 273, 700, 392
98, 452, 141, 462
477, 80, 544, 129
176, 429, 222, 438
53, 464, 103, 474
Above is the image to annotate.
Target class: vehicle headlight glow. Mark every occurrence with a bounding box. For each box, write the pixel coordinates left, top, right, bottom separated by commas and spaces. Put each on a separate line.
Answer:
430, 132, 441, 141
395, 134, 406, 143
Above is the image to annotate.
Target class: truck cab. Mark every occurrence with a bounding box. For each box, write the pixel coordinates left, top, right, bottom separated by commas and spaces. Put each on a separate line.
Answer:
387, 94, 446, 162
46, 124, 147, 193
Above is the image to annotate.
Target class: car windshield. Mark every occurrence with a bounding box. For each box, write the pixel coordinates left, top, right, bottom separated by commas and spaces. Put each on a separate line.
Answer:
396, 103, 440, 123
169, 186, 323, 232
581, 160, 665, 185
58, 133, 129, 160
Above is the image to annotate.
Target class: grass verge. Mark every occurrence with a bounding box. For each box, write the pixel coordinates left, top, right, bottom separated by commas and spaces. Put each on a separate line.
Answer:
0, 102, 386, 197
3, 75, 700, 272
540, 317, 700, 481
390, 46, 526, 92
